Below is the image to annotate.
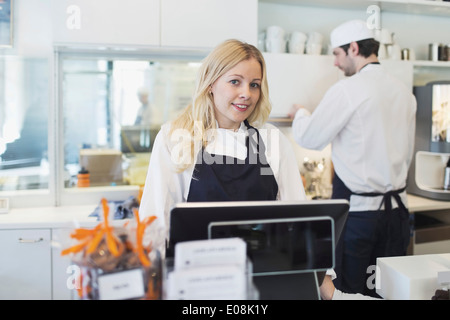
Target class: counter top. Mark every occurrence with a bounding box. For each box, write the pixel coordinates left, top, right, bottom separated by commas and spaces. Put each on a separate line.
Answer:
0, 204, 100, 229
1, 194, 450, 230
407, 194, 450, 212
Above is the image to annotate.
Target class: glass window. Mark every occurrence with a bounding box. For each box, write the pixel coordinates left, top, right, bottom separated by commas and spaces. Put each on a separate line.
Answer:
431, 84, 450, 142
0, 57, 49, 191
61, 56, 201, 190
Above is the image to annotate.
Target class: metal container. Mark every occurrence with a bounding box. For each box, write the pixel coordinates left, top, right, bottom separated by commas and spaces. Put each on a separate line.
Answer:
439, 44, 448, 61
429, 43, 440, 62
401, 48, 410, 60
445, 166, 450, 190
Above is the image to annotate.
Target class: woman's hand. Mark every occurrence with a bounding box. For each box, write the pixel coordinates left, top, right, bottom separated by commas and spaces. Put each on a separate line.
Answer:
319, 275, 336, 300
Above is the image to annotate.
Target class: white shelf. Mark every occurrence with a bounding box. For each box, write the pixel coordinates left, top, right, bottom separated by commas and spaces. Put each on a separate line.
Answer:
264, 53, 450, 68
413, 60, 450, 68
259, 0, 369, 10
377, 0, 450, 16
259, 0, 450, 17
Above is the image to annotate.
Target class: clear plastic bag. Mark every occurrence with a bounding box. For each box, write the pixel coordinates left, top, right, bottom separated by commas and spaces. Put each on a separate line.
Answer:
61, 198, 162, 300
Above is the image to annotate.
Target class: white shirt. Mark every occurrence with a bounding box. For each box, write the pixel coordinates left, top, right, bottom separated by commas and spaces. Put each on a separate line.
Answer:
139, 121, 306, 234
292, 64, 417, 212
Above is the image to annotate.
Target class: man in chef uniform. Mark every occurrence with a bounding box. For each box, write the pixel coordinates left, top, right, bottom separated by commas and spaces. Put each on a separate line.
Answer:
289, 20, 417, 296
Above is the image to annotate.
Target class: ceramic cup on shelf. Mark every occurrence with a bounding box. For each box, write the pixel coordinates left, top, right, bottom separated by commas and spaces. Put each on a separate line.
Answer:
266, 25, 285, 40
379, 28, 392, 45
305, 43, 322, 55
288, 31, 307, 54
266, 37, 286, 53
305, 31, 323, 55
378, 44, 387, 59
307, 31, 324, 45
265, 25, 286, 53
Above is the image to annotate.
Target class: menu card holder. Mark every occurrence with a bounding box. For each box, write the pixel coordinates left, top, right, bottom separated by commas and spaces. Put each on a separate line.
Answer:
163, 238, 258, 300
208, 216, 335, 300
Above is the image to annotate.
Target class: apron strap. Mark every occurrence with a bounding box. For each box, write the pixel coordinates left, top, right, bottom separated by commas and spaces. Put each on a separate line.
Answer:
244, 120, 270, 165
351, 186, 408, 213
333, 171, 408, 213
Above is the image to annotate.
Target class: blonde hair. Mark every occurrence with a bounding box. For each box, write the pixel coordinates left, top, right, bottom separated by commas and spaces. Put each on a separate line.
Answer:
169, 39, 272, 172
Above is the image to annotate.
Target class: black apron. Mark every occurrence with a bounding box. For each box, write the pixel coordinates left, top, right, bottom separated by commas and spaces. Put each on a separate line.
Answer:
332, 172, 408, 214
332, 171, 410, 295
187, 120, 278, 202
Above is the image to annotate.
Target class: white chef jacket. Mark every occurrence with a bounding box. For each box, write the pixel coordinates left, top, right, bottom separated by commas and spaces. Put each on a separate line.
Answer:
292, 64, 417, 212
139, 121, 306, 233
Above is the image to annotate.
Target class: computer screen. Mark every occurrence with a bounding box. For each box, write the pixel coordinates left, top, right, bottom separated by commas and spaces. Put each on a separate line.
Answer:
168, 199, 348, 258
168, 199, 349, 300
208, 216, 334, 274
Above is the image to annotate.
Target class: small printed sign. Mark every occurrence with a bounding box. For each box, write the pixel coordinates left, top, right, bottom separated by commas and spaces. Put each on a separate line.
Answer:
98, 268, 145, 300
174, 238, 247, 271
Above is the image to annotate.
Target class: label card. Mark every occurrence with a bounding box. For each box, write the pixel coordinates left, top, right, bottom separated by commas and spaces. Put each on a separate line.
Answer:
98, 268, 145, 300
174, 238, 246, 271
167, 265, 246, 300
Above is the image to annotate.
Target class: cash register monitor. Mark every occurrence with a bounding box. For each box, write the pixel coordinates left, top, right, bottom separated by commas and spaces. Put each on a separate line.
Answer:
168, 200, 349, 299
168, 199, 348, 257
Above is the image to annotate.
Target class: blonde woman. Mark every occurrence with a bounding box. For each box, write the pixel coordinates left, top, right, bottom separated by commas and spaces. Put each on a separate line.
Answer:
139, 39, 305, 235
138, 39, 380, 300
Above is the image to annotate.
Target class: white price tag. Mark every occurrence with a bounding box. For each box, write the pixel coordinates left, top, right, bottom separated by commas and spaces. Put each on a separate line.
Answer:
98, 268, 145, 300
174, 238, 246, 271
167, 265, 246, 300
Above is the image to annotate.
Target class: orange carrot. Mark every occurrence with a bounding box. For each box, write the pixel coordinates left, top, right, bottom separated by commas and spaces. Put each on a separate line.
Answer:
100, 198, 121, 257
86, 229, 105, 254
61, 237, 91, 256
133, 208, 157, 267
70, 224, 101, 240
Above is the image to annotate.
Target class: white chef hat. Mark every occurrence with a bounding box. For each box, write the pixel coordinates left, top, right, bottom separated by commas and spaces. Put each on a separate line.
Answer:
330, 20, 374, 49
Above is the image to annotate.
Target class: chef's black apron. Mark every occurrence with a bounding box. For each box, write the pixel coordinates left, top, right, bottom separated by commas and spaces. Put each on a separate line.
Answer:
187, 120, 278, 202
332, 172, 411, 297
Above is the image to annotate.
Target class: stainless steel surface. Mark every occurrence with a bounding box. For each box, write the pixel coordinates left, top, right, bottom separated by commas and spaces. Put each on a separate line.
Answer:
439, 43, 448, 61
429, 43, 440, 61
445, 166, 450, 190
402, 48, 410, 60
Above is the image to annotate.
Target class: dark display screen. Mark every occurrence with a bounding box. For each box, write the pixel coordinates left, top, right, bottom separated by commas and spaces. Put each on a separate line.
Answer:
208, 217, 334, 274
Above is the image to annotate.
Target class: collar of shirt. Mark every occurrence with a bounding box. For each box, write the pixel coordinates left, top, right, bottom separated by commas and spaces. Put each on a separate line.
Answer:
204, 121, 249, 160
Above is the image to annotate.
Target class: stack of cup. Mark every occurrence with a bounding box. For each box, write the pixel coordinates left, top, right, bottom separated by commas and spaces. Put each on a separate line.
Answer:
265, 26, 286, 53
374, 28, 392, 59
306, 32, 324, 55
288, 31, 307, 54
